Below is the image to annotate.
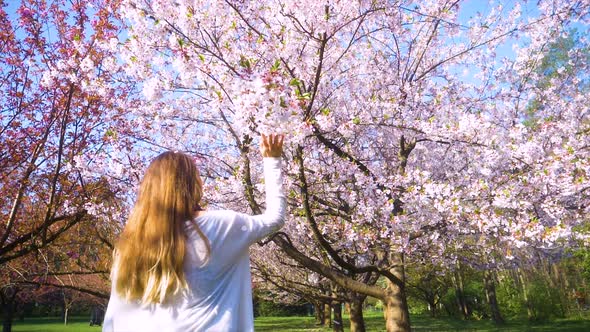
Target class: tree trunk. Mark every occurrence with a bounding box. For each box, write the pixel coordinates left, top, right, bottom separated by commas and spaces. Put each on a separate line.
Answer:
324, 302, 332, 327
383, 254, 411, 332
314, 302, 324, 325
551, 263, 567, 317
64, 307, 69, 326
332, 301, 343, 332
483, 270, 504, 324
1, 289, 16, 332
427, 297, 437, 317
349, 294, 366, 332
517, 268, 535, 320
383, 291, 411, 331
452, 267, 471, 319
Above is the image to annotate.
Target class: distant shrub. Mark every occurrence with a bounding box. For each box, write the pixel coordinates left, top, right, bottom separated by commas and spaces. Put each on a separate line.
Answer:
496, 273, 563, 321
527, 278, 564, 321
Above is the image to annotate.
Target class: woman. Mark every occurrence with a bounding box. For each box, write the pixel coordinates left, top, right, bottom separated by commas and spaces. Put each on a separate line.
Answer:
103, 134, 286, 332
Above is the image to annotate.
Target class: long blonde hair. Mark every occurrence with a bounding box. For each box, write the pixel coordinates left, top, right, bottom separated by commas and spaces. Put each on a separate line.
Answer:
113, 151, 210, 304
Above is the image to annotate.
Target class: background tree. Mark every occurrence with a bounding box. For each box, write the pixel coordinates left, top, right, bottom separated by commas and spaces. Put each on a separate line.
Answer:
0, 0, 132, 330
0, 0, 128, 264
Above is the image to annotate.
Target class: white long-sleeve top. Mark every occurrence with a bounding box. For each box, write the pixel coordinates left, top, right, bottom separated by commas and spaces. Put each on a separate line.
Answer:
103, 158, 286, 332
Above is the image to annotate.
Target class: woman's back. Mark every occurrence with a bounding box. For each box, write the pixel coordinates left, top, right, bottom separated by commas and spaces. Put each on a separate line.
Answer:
103, 155, 285, 332
180, 209, 284, 331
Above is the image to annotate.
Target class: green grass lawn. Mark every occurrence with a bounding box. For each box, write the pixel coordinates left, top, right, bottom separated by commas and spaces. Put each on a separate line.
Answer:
254, 311, 590, 332
9, 312, 590, 331
11, 316, 101, 332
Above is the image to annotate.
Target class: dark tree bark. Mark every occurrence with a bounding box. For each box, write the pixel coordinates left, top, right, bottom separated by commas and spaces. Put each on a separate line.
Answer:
332, 301, 343, 332
452, 266, 471, 320
314, 301, 325, 325
349, 293, 367, 332
483, 270, 504, 324
1, 287, 18, 332
324, 302, 332, 327
426, 295, 437, 317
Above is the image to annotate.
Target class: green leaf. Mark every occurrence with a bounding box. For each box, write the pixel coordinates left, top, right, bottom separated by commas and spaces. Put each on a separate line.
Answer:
239, 55, 251, 69
567, 146, 575, 154
105, 128, 117, 139
271, 59, 281, 72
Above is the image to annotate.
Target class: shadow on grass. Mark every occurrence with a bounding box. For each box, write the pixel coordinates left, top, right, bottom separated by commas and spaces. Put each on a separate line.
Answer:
255, 316, 326, 331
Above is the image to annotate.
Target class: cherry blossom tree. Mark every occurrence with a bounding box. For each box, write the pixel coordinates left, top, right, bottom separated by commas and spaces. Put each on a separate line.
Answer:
107, 1, 590, 331
0, 1, 132, 329
0, 0, 133, 261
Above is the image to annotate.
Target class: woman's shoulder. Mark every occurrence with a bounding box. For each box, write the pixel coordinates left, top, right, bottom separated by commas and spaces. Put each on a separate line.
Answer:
185, 210, 241, 230
185, 210, 251, 245
197, 209, 239, 220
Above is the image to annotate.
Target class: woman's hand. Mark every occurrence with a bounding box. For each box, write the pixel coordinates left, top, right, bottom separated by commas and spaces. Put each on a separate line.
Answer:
260, 134, 284, 158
